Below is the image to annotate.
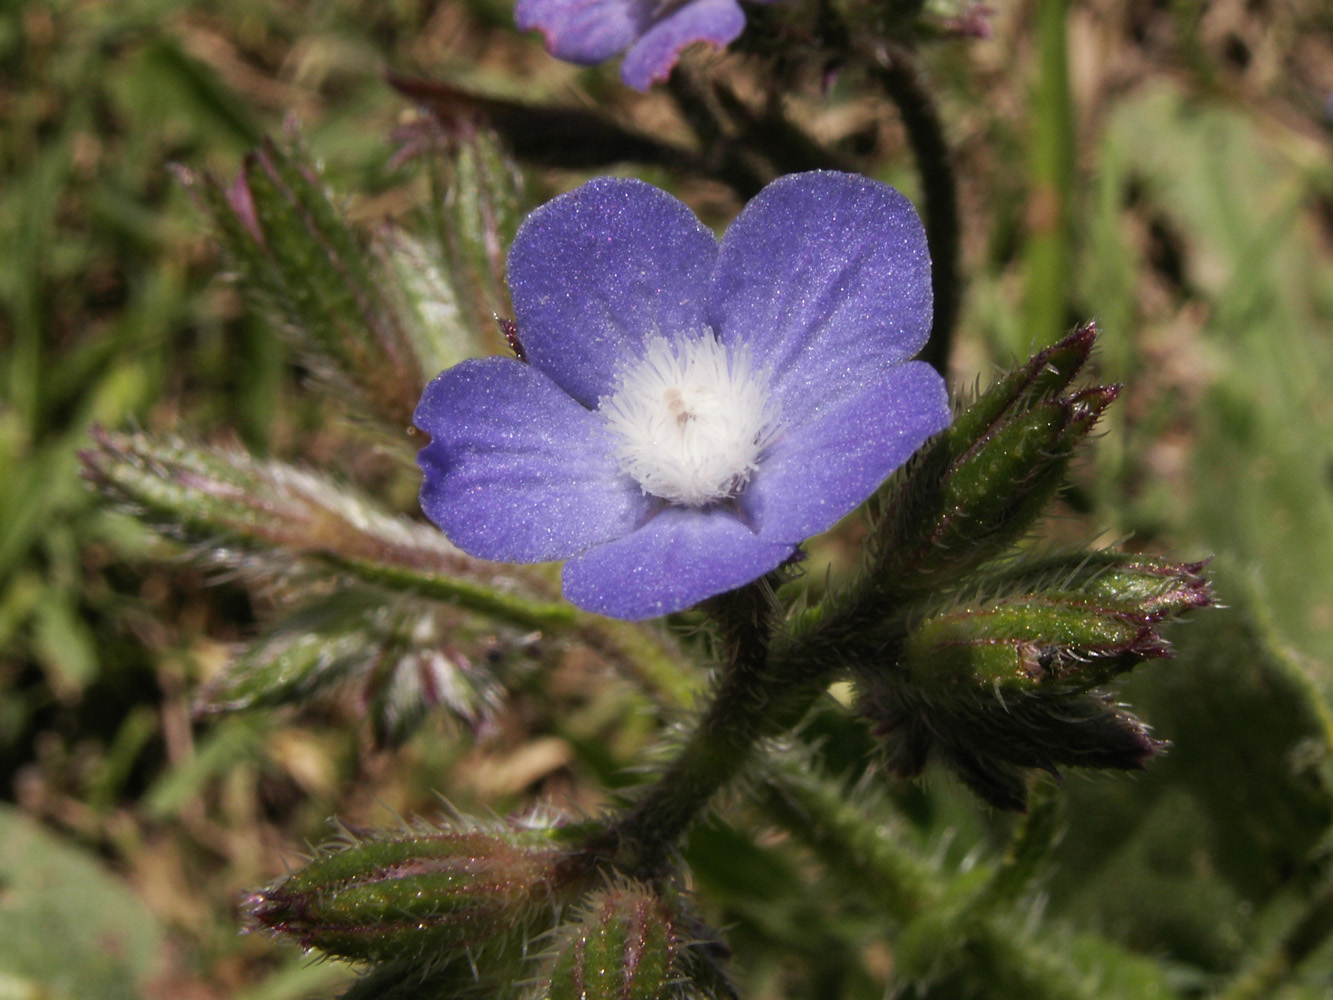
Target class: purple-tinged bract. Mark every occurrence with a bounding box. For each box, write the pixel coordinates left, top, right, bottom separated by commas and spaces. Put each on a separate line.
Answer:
415, 172, 951, 620
514, 0, 782, 90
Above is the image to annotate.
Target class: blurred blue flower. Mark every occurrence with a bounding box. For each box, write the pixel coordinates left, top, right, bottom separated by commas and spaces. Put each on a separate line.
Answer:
515, 0, 781, 90
414, 172, 950, 619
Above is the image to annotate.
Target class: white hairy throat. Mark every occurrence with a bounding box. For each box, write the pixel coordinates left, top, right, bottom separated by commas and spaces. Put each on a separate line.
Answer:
599, 333, 781, 507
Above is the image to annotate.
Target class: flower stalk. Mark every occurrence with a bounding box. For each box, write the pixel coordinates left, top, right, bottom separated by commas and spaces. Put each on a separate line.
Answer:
758, 759, 1099, 1000
871, 42, 961, 376
599, 578, 833, 873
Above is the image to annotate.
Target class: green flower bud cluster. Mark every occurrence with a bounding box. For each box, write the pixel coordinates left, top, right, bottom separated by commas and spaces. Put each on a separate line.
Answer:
176, 130, 525, 429
178, 138, 427, 428
857, 556, 1211, 810
249, 822, 732, 999
786, 325, 1216, 810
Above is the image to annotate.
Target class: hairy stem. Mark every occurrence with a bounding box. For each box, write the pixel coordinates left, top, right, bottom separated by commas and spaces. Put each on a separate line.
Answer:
758, 759, 936, 919
601, 578, 831, 874
759, 758, 1099, 1000
667, 68, 767, 200
872, 42, 961, 376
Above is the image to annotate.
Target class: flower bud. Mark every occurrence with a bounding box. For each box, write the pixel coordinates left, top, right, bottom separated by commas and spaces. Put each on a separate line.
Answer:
248, 822, 574, 964
944, 323, 1096, 454
988, 552, 1212, 623
868, 325, 1115, 600
937, 384, 1116, 546
900, 593, 1170, 696
544, 886, 679, 1000
861, 666, 1162, 812
178, 138, 425, 427
858, 554, 1212, 811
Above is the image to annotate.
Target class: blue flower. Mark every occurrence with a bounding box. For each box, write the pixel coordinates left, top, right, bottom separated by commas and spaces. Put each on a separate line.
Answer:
515, 0, 782, 90
414, 172, 951, 620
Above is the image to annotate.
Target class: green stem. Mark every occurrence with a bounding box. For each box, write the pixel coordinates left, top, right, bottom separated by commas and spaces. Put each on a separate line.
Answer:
759, 758, 1100, 1000
873, 43, 961, 376
602, 579, 832, 873
327, 552, 578, 630
758, 759, 936, 920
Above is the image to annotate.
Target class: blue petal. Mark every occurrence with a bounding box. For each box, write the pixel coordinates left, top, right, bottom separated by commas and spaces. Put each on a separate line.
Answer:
563, 506, 795, 619
620, 0, 746, 90
741, 361, 950, 543
515, 0, 648, 64
415, 357, 652, 563
708, 172, 933, 427
507, 178, 719, 408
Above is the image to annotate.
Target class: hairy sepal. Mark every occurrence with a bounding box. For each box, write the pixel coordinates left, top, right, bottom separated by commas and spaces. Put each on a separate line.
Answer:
863, 325, 1113, 604
248, 819, 582, 967
855, 554, 1212, 810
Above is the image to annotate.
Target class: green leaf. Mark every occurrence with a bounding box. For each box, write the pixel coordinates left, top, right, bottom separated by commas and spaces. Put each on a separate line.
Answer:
31, 593, 98, 694
81, 428, 574, 630
0, 804, 166, 1000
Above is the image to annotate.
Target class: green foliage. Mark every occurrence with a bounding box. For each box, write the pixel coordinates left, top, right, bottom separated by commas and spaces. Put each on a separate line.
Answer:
855, 326, 1110, 606
0, 804, 166, 1000
1046, 563, 1333, 971
5, 0, 1333, 998
1087, 84, 1333, 673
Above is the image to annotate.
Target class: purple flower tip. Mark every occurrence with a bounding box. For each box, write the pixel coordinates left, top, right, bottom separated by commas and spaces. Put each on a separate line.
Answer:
415, 172, 951, 620
514, 0, 769, 90
226, 171, 264, 245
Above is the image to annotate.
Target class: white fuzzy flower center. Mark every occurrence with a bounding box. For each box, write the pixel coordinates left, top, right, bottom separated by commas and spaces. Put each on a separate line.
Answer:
599, 333, 780, 507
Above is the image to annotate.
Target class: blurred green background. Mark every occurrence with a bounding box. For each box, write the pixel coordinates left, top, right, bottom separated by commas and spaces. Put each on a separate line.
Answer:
2, 0, 1332, 997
